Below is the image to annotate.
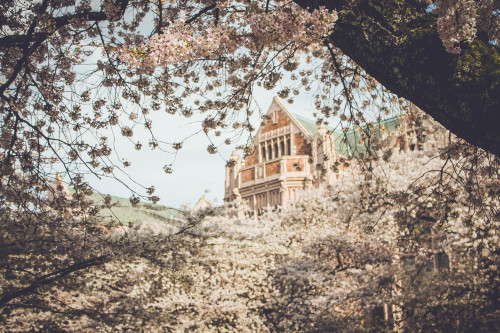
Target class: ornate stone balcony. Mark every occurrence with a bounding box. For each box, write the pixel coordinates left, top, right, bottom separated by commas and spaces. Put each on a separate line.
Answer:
259, 125, 291, 141
239, 155, 312, 189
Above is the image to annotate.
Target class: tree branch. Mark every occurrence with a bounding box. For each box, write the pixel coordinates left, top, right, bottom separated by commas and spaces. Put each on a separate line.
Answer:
0, 0, 129, 48
185, 3, 217, 24
294, 0, 500, 157
0, 255, 108, 308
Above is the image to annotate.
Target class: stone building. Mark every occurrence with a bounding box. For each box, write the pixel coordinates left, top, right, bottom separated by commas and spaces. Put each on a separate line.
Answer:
224, 97, 347, 213
192, 194, 212, 211
224, 97, 447, 213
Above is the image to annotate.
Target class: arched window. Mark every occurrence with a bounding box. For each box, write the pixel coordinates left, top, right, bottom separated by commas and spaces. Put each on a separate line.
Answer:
262, 147, 266, 161
280, 141, 285, 156
268, 144, 272, 160
287, 138, 291, 155
274, 142, 279, 158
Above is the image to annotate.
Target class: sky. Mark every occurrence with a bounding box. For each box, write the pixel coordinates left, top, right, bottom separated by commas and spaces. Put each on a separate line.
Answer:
85, 90, 321, 209
66, 2, 330, 208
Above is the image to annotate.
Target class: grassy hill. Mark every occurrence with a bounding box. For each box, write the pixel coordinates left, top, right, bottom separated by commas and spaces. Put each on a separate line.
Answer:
88, 193, 182, 225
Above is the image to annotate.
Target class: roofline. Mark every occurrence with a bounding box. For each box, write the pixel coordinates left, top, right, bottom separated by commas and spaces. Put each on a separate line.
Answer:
293, 113, 341, 133
250, 99, 403, 150
249, 97, 315, 148
343, 114, 403, 135
272, 96, 314, 140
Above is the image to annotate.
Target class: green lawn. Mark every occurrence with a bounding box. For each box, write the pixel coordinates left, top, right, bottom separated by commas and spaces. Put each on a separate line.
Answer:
88, 193, 182, 226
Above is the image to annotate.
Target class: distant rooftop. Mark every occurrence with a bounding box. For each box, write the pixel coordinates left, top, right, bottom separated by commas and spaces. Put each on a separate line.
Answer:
293, 114, 325, 135
292, 113, 403, 157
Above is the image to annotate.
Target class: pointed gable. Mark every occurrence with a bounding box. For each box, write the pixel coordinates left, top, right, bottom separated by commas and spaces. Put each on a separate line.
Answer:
262, 97, 314, 139
192, 194, 211, 211
244, 97, 315, 168
258, 106, 291, 135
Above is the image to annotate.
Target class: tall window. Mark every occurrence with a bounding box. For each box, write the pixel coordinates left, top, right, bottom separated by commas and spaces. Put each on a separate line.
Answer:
274, 142, 279, 158
287, 138, 291, 155
437, 252, 450, 269
280, 141, 285, 156
268, 144, 272, 160
262, 147, 266, 161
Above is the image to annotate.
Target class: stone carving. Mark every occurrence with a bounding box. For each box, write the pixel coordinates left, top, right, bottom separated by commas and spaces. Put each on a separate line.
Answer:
232, 188, 242, 203
256, 165, 263, 179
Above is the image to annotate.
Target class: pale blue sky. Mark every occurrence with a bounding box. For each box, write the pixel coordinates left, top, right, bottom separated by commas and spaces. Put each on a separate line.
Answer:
63, 3, 335, 208
85, 90, 320, 208
60, 3, 325, 207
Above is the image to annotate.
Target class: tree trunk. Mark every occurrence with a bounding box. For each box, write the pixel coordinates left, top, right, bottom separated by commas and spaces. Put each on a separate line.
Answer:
295, 0, 500, 156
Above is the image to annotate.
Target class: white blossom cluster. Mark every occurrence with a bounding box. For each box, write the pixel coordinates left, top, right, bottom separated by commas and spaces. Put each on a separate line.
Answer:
1, 1, 499, 331
427, 0, 499, 53
4, 145, 498, 331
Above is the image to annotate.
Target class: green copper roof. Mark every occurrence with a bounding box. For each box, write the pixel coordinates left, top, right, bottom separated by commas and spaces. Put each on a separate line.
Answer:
293, 113, 350, 155
293, 114, 323, 135
292, 113, 402, 158
344, 116, 402, 158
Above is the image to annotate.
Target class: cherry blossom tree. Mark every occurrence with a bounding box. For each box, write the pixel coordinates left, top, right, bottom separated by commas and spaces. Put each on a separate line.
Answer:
1, 0, 499, 330
261, 145, 500, 332
3, 136, 498, 331
293, 0, 500, 156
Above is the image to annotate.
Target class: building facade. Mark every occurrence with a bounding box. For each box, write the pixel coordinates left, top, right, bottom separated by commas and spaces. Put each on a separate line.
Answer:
224, 97, 343, 213
224, 97, 447, 213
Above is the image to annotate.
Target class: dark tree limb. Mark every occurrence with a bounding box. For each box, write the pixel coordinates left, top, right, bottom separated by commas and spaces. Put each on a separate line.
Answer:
0, 0, 129, 48
295, 0, 500, 156
185, 3, 217, 24
0, 255, 108, 308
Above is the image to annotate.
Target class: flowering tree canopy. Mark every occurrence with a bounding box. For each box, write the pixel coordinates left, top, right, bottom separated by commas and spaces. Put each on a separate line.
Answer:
1, 0, 499, 329
3, 146, 499, 331
0, 0, 499, 202
293, 0, 500, 156
121, 0, 500, 156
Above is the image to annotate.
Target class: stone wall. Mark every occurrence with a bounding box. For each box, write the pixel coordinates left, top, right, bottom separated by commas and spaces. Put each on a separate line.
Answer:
260, 110, 291, 134
241, 168, 255, 183
265, 160, 281, 177
244, 146, 258, 167
286, 158, 305, 172
295, 132, 312, 156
